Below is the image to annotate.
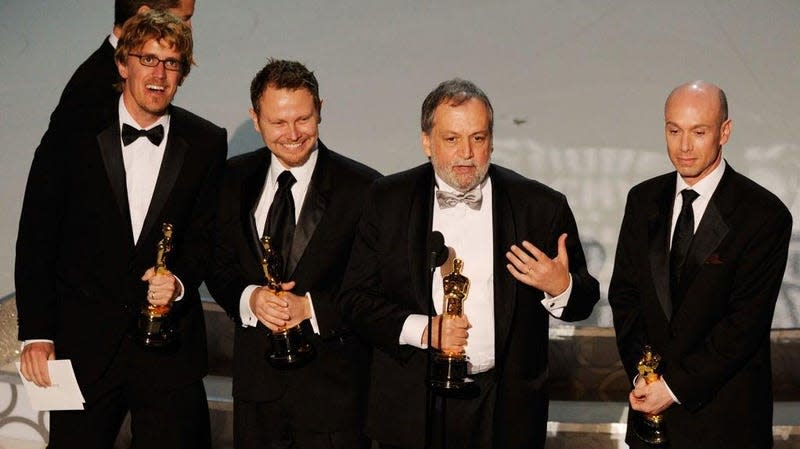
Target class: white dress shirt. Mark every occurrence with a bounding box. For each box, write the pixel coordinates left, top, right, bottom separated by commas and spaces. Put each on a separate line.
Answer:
119, 99, 170, 245
655, 158, 725, 403
670, 159, 726, 245
399, 174, 573, 374
239, 149, 321, 332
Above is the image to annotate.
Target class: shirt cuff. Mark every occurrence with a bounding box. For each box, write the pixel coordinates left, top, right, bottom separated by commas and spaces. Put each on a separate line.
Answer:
540, 274, 572, 318
661, 376, 681, 404
21, 339, 54, 350
306, 292, 319, 334
399, 314, 429, 348
239, 285, 259, 327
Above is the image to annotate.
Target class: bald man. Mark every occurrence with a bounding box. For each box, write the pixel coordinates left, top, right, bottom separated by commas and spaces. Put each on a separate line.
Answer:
608, 81, 791, 448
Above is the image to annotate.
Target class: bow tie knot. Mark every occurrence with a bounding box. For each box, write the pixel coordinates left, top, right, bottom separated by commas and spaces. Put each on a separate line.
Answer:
121, 123, 165, 146
436, 188, 483, 210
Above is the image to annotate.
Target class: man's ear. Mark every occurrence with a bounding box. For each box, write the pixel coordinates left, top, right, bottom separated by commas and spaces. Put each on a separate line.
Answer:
422, 132, 432, 158
249, 108, 261, 134
719, 119, 732, 146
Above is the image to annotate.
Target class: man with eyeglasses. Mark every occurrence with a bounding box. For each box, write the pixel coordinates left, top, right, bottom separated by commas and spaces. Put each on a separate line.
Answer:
44, 0, 195, 136
16, 10, 226, 449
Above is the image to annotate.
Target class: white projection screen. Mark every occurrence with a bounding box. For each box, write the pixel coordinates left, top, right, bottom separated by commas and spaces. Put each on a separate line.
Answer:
2, 0, 798, 327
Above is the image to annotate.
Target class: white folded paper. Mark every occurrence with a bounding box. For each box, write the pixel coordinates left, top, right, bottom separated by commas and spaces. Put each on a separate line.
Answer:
16, 360, 85, 411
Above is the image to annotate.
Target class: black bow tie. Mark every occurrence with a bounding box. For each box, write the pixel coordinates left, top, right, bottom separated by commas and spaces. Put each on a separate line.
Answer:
121, 123, 165, 146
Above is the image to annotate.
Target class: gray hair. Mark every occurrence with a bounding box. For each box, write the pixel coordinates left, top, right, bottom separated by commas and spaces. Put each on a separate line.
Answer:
421, 78, 493, 134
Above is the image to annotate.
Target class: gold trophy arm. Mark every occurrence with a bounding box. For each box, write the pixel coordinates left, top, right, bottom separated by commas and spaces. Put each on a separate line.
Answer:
637, 345, 662, 385
154, 223, 174, 275
259, 236, 284, 292
441, 258, 470, 357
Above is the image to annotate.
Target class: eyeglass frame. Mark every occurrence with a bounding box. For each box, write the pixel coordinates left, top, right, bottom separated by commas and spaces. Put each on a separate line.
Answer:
128, 53, 184, 72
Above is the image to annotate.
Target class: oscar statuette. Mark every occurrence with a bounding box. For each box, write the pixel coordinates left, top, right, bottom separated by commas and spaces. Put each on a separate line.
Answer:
136, 223, 177, 348
260, 236, 314, 368
429, 258, 476, 395
633, 345, 668, 446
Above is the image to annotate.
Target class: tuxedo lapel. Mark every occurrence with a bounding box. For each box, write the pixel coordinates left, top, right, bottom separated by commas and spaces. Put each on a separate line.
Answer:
647, 181, 675, 321
97, 120, 134, 244
286, 146, 331, 278
136, 116, 186, 250
242, 149, 271, 269
678, 169, 732, 296
409, 167, 436, 312
490, 168, 517, 354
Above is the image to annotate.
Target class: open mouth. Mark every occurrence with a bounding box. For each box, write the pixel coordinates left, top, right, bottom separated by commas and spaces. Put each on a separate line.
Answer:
282, 142, 303, 150
146, 84, 166, 92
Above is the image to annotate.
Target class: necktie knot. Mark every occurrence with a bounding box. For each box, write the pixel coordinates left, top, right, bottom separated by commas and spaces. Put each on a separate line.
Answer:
277, 170, 297, 190
680, 189, 699, 206
436, 187, 482, 210
121, 123, 165, 146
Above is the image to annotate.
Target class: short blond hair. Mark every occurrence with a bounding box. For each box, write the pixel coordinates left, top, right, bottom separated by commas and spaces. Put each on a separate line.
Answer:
115, 9, 194, 79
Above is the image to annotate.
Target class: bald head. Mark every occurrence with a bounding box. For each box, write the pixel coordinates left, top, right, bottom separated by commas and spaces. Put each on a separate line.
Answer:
663, 80, 732, 186
665, 81, 728, 125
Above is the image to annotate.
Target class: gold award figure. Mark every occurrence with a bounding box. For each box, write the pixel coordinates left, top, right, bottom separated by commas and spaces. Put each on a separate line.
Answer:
633, 345, 668, 445
137, 223, 177, 348
430, 258, 475, 394
260, 236, 314, 368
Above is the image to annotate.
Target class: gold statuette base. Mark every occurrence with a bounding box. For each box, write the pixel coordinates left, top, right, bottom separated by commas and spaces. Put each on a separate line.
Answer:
633, 411, 667, 446
430, 352, 478, 397
136, 306, 177, 349
267, 324, 315, 368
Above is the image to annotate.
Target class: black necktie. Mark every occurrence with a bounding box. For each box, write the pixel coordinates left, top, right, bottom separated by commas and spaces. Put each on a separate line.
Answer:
121, 123, 165, 146
265, 171, 296, 276
670, 189, 700, 301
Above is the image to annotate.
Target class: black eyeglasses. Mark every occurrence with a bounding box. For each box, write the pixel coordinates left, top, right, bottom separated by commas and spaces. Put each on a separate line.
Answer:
128, 53, 183, 72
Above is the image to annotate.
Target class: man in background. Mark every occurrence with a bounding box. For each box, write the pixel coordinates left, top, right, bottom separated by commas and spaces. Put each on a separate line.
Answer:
46, 0, 195, 135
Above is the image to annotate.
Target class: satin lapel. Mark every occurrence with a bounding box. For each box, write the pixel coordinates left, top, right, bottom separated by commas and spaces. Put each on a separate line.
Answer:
490, 168, 517, 354
647, 182, 674, 321
678, 188, 730, 294
286, 147, 330, 278
243, 149, 271, 265
136, 120, 186, 251
409, 167, 435, 312
97, 120, 133, 243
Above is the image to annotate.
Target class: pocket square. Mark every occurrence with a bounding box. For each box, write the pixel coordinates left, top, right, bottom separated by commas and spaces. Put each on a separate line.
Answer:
705, 253, 724, 264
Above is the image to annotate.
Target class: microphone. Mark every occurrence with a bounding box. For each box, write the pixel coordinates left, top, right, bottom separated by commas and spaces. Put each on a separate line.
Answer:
429, 231, 448, 269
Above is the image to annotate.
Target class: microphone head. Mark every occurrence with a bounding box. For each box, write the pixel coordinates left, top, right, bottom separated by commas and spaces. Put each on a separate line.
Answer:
430, 231, 449, 267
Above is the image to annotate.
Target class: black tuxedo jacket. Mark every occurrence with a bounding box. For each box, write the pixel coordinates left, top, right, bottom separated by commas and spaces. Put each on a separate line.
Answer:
609, 163, 792, 448
16, 105, 227, 396
337, 163, 599, 449
50, 38, 119, 134
207, 143, 380, 432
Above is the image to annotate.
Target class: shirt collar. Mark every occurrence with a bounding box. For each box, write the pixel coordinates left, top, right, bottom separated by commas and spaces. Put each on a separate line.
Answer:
675, 157, 726, 200
268, 144, 319, 189
108, 32, 118, 49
